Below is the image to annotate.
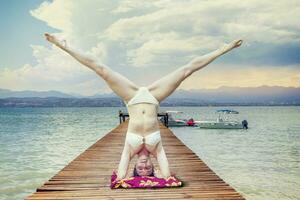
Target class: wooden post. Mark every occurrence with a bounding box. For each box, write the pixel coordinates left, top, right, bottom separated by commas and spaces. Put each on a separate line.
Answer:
118, 110, 122, 124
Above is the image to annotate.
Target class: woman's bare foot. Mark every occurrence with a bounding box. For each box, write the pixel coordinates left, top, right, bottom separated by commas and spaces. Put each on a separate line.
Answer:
44, 33, 66, 48
220, 39, 243, 54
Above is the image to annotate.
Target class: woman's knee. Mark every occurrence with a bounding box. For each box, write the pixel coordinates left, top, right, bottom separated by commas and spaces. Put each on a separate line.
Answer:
94, 65, 108, 79
183, 65, 193, 79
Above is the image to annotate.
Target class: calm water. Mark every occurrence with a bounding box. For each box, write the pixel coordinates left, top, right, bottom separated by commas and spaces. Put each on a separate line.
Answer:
0, 106, 299, 200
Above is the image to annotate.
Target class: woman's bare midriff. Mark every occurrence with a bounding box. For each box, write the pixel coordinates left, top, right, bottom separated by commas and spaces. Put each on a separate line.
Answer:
126, 103, 159, 136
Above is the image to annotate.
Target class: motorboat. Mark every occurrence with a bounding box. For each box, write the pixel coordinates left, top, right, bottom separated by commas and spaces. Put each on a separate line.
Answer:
216, 109, 239, 114
161, 110, 195, 127
195, 109, 248, 129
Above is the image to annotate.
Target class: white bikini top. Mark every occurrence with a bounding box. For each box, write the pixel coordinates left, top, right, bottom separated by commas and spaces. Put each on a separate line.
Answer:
126, 130, 161, 149
125, 87, 159, 107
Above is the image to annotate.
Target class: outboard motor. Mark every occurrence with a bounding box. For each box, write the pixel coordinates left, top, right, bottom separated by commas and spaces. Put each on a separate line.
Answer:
242, 120, 248, 129
187, 118, 195, 126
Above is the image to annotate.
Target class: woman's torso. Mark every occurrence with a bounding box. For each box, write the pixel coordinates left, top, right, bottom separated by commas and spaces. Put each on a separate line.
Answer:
124, 86, 161, 154
126, 103, 159, 136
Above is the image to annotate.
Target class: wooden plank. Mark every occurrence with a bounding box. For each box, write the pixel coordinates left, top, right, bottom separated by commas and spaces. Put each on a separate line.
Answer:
26, 119, 245, 199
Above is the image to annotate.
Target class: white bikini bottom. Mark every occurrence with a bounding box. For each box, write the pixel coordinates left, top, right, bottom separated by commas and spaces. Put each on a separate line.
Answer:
125, 130, 161, 149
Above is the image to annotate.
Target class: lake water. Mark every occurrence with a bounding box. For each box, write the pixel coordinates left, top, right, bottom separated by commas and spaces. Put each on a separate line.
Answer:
0, 106, 299, 200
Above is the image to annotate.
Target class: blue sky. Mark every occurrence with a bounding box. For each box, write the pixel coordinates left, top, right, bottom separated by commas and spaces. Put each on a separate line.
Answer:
0, 0, 56, 69
0, 0, 299, 95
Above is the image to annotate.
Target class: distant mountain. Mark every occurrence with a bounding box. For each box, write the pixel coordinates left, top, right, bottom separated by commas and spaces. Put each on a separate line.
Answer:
88, 93, 118, 98
0, 88, 117, 99
0, 86, 299, 107
0, 97, 123, 107
0, 88, 75, 98
169, 86, 300, 104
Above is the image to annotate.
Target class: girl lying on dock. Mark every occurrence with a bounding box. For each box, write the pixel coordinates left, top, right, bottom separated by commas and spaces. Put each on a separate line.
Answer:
44, 33, 242, 181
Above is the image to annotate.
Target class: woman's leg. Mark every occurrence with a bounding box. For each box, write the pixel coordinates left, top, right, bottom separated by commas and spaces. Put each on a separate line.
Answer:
44, 33, 139, 102
147, 39, 243, 102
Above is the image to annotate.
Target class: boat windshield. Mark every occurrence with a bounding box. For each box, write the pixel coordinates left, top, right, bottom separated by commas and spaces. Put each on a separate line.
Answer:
166, 111, 189, 121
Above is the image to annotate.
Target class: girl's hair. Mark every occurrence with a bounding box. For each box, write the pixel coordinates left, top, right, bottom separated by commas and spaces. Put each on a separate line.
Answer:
133, 165, 155, 177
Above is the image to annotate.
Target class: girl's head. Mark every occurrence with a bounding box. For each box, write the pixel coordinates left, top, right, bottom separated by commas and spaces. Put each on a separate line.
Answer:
133, 153, 154, 176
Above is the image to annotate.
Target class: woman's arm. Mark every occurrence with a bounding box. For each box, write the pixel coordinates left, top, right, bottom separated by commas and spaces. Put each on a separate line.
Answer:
117, 142, 132, 180
155, 141, 171, 178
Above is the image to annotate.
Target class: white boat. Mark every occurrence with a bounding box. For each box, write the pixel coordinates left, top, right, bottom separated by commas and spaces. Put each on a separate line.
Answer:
195, 109, 247, 129
161, 110, 195, 127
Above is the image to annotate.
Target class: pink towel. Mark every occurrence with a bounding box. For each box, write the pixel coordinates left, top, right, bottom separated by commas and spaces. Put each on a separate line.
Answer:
110, 171, 183, 189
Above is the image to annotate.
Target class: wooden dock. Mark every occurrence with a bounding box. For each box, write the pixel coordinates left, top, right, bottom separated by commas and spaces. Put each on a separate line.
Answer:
26, 120, 245, 199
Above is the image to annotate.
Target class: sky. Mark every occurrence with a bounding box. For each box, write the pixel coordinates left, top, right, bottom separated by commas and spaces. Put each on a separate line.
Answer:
0, 0, 299, 96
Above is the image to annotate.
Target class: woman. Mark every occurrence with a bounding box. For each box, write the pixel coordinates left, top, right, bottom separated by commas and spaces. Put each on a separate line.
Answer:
44, 33, 242, 180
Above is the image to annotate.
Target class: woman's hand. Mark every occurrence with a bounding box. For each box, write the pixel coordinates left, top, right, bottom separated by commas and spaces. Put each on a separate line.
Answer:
113, 170, 123, 182
154, 168, 163, 178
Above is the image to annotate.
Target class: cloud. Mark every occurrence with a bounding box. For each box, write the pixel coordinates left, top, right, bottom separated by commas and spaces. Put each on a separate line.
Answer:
179, 64, 300, 89
1, 0, 300, 95
30, 1, 73, 37
0, 45, 106, 95
102, 0, 300, 67
126, 33, 219, 67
